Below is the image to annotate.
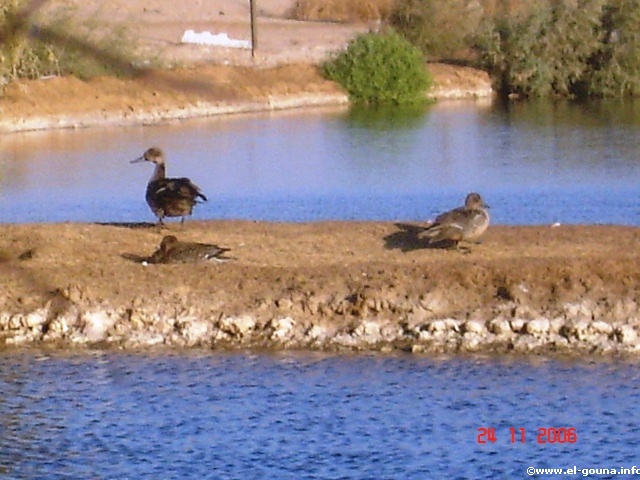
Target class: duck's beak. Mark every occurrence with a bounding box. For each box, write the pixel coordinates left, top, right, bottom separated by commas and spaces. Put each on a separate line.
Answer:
130, 156, 145, 164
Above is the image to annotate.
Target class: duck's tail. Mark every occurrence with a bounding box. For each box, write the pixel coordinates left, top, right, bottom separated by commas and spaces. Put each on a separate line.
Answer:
205, 247, 232, 261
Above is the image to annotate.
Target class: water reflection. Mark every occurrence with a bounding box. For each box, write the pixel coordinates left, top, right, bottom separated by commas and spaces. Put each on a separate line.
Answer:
1, 100, 639, 225
345, 103, 429, 130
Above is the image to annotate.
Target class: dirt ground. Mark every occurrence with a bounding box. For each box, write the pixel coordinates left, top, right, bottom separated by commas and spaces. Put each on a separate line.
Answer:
1, 222, 639, 320
1, 1, 639, 353
1, 221, 640, 353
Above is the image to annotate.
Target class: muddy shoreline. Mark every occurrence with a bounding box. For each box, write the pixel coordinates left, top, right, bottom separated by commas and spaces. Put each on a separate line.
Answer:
2, 222, 640, 357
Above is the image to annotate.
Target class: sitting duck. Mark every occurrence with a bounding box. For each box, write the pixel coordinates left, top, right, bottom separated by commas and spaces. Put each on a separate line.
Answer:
146, 235, 231, 264
422, 192, 490, 248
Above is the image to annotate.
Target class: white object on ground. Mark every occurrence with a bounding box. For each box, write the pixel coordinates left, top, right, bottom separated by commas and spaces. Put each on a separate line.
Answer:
181, 30, 251, 49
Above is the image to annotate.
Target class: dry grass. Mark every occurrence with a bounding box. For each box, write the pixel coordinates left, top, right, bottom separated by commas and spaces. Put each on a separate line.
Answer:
288, 0, 396, 23
288, 0, 534, 24
479, 0, 539, 18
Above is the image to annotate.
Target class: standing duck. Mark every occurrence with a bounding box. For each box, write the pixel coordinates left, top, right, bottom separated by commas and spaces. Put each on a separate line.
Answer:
131, 147, 207, 226
422, 192, 490, 247
146, 235, 231, 264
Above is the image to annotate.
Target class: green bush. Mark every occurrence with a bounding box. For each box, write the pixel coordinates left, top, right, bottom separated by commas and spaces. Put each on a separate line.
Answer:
474, 1, 605, 98
323, 32, 433, 105
473, 0, 640, 98
583, 0, 640, 96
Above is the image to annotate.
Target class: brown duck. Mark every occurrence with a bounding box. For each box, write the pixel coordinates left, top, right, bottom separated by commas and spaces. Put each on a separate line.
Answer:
147, 235, 231, 264
131, 147, 207, 225
422, 192, 490, 247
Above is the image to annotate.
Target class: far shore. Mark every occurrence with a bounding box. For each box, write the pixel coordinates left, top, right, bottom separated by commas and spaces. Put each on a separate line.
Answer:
0, 63, 494, 134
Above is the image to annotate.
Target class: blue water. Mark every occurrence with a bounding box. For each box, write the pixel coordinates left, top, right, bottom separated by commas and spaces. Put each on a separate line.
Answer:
1, 100, 640, 225
0, 351, 639, 479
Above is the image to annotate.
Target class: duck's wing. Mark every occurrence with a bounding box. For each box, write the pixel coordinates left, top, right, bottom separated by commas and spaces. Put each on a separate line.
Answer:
422, 206, 475, 243
422, 222, 465, 243
190, 242, 232, 260
156, 178, 207, 202
161, 241, 230, 262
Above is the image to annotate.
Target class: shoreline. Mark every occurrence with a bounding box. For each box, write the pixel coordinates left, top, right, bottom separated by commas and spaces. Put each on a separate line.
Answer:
3, 304, 640, 358
2, 222, 640, 357
0, 63, 493, 134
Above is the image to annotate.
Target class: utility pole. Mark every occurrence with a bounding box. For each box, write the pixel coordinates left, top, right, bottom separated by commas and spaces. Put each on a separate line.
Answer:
250, 0, 257, 58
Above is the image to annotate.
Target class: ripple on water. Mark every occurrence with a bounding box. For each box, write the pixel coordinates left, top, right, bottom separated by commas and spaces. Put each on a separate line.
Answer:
0, 352, 639, 478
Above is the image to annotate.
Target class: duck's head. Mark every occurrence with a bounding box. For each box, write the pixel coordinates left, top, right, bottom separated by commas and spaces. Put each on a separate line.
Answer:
465, 192, 489, 209
131, 147, 165, 165
159, 235, 179, 253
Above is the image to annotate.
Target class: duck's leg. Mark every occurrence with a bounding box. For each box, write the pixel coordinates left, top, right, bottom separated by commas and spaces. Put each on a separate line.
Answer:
180, 216, 186, 230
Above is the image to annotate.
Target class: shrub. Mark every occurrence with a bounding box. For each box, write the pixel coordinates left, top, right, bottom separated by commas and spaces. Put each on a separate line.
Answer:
474, 0, 605, 97
323, 31, 432, 104
1, 0, 141, 88
0, 0, 60, 82
583, 0, 640, 96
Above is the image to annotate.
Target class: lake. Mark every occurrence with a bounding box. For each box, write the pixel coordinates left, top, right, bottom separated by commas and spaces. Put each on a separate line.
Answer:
1, 351, 639, 479
1, 99, 640, 225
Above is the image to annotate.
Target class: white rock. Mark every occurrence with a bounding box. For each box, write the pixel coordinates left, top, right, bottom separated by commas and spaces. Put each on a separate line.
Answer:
525, 318, 550, 337
589, 320, 613, 336
510, 318, 526, 333
25, 310, 47, 328
8, 315, 23, 330
219, 315, 255, 337
487, 318, 512, 336
5, 334, 28, 345
462, 320, 486, 335
306, 324, 326, 340
354, 320, 380, 337
48, 318, 69, 334
572, 320, 592, 341
427, 319, 459, 334
271, 317, 296, 340
82, 310, 113, 342
615, 325, 637, 344
182, 319, 210, 343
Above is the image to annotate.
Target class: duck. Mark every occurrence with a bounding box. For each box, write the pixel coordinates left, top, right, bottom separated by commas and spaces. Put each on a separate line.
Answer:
146, 235, 231, 264
421, 192, 490, 247
131, 147, 207, 226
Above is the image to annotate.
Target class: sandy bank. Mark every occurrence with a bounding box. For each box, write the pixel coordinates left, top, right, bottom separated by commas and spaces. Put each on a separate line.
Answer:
2, 222, 640, 356
0, 62, 493, 134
